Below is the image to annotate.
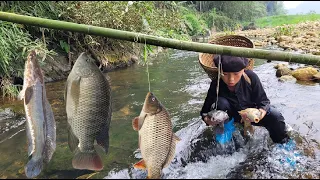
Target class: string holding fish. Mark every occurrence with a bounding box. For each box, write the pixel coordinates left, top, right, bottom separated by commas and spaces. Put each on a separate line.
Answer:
214, 55, 224, 110
143, 39, 152, 92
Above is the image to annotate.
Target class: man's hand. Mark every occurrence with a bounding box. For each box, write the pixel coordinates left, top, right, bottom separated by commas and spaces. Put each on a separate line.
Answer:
258, 108, 267, 120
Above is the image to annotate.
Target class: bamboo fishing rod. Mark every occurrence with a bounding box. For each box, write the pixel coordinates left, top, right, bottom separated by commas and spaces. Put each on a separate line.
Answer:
1, 11, 320, 65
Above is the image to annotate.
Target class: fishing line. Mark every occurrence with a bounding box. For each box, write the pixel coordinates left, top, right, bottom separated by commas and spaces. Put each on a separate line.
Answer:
214, 55, 222, 110
144, 40, 151, 92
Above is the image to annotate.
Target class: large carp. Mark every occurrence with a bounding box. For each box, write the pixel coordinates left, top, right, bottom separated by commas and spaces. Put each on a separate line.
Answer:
64, 52, 112, 171
238, 108, 262, 137
18, 50, 56, 178
132, 92, 180, 179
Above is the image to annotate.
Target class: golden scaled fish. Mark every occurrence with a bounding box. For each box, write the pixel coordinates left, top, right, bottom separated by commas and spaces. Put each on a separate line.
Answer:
132, 92, 180, 179
238, 108, 261, 137
18, 50, 56, 178
64, 52, 112, 171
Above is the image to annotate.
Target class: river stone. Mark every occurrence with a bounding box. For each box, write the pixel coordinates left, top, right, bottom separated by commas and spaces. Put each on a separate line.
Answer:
254, 41, 263, 46
276, 66, 292, 77
312, 72, 320, 82
278, 75, 296, 82
291, 67, 318, 81
278, 36, 292, 43
306, 32, 318, 37
0, 108, 15, 120
274, 63, 288, 69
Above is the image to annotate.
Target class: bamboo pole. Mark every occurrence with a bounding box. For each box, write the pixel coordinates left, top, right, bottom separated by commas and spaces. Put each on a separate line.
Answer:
1, 11, 320, 66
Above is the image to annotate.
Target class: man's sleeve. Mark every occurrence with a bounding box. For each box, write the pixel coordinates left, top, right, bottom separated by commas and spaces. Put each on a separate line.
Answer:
200, 80, 217, 120
249, 71, 270, 112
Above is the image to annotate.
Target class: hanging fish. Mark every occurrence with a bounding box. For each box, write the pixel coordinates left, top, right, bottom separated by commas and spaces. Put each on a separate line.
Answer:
18, 50, 56, 178
64, 52, 112, 171
132, 92, 180, 179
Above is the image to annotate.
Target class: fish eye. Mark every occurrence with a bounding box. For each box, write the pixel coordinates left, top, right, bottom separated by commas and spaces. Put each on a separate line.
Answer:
151, 97, 155, 101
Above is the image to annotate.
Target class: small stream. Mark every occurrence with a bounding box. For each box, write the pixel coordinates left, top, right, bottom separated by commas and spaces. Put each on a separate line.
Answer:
0, 48, 319, 179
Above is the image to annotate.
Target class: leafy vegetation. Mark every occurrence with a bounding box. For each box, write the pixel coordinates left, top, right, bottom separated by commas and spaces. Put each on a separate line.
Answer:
0, 20, 54, 98
0, 1, 290, 98
273, 25, 295, 37
255, 13, 320, 28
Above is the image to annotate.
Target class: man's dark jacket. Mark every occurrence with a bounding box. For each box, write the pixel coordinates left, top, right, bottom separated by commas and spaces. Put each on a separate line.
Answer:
200, 70, 270, 120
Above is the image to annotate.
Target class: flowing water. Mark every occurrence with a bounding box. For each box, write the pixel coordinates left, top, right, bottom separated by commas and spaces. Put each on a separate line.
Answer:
0, 48, 320, 179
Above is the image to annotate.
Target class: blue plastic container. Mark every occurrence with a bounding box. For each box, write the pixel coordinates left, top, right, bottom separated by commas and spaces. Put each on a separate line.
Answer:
215, 117, 235, 144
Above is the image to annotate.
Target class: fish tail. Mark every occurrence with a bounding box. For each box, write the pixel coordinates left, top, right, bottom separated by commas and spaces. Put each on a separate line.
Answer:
25, 157, 43, 178
72, 149, 103, 171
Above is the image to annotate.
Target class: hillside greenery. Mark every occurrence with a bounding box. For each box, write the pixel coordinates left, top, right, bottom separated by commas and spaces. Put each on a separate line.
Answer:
0, 1, 287, 98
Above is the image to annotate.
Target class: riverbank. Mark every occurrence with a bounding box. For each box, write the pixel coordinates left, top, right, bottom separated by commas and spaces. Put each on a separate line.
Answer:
214, 20, 320, 55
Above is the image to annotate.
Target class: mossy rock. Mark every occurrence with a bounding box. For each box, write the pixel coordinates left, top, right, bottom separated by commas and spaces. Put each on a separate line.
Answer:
276, 66, 292, 77
291, 67, 318, 81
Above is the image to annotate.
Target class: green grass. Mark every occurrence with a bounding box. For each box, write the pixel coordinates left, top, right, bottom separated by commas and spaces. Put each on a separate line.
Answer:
255, 14, 320, 28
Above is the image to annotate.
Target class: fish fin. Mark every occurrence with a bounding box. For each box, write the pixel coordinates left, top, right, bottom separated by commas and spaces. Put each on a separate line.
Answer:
96, 124, 110, 155
64, 80, 68, 102
68, 125, 79, 153
173, 134, 181, 143
25, 157, 43, 178
132, 116, 139, 131
66, 77, 81, 123
24, 86, 33, 105
138, 111, 147, 130
70, 77, 81, 104
133, 159, 147, 169
163, 137, 177, 168
43, 100, 56, 164
72, 149, 103, 171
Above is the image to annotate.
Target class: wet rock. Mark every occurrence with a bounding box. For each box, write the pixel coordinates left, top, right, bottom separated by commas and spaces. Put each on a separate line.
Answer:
312, 72, 320, 82
276, 66, 292, 77
185, 124, 246, 164
278, 75, 296, 83
291, 67, 318, 81
267, 37, 275, 41
0, 108, 15, 120
274, 63, 288, 69
311, 50, 320, 55
279, 42, 290, 50
242, 23, 257, 31
131, 55, 139, 62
